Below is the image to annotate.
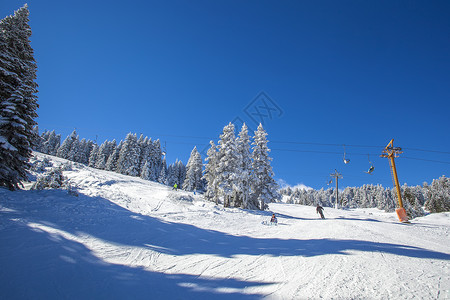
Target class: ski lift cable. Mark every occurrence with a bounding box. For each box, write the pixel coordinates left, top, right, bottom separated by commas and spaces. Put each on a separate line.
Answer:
270, 148, 381, 157
402, 156, 450, 165
43, 122, 450, 154
270, 140, 450, 154
402, 148, 450, 155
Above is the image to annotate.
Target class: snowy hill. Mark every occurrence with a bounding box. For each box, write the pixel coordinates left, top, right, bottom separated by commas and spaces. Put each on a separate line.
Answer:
0, 153, 449, 299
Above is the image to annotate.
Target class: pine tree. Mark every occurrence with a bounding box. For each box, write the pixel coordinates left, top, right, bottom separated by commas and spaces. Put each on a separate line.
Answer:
251, 124, 280, 210
67, 135, 81, 162
216, 123, 240, 207
57, 130, 77, 159
116, 133, 140, 176
158, 157, 167, 184
236, 123, 254, 208
176, 160, 186, 187
95, 140, 116, 170
203, 141, 219, 204
140, 160, 152, 181
151, 139, 163, 181
80, 139, 94, 165
138, 136, 150, 175
0, 5, 38, 190
88, 144, 99, 167
425, 175, 450, 213
45, 130, 60, 156
183, 146, 203, 191
166, 162, 176, 186
32, 126, 43, 151
105, 140, 122, 171
403, 184, 425, 218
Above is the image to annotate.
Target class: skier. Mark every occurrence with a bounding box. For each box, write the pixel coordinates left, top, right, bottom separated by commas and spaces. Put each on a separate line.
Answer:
173, 183, 178, 191
316, 204, 325, 219
270, 213, 277, 224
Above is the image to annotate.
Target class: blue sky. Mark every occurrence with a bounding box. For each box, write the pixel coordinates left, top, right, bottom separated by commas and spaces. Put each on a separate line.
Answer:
2, 0, 449, 189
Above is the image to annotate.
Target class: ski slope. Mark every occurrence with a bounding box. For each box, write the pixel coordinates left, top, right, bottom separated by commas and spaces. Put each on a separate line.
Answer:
0, 153, 449, 299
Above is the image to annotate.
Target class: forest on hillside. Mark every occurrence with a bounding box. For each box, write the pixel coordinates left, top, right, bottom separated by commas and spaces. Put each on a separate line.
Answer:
280, 177, 450, 218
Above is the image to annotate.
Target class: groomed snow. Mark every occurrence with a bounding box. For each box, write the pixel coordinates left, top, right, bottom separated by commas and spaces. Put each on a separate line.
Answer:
0, 153, 449, 299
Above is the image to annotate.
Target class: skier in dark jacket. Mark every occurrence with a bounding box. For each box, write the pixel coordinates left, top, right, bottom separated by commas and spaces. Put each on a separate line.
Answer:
316, 204, 325, 219
270, 213, 277, 224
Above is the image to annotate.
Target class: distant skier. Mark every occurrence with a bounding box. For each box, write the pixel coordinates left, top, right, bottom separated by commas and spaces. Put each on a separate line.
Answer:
270, 213, 278, 224
172, 183, 178, 191
316, 204, 325, 219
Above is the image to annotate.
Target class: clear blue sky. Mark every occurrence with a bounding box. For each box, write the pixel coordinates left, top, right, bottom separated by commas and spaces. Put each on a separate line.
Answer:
2, 0, 449, 189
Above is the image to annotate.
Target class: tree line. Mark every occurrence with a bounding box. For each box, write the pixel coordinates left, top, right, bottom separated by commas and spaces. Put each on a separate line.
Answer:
34, 121, 282, 211
280, 176, 450, 218
33, 129, 187, 189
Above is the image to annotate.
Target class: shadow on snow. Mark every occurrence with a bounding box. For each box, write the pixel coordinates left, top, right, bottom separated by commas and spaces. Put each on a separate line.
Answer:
3, 189, 450, 260
1, 189, 449, 298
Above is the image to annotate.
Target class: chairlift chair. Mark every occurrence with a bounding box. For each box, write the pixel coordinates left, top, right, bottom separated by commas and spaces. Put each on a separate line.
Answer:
343, 145, 350, 164
162, 141, 167, 157
365, 154, 375, 174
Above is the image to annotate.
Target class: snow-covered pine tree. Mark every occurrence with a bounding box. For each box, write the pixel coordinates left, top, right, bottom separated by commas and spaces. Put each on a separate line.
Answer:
34, 129, 48, 153
140, 160, 152, 181
183, 146, 203, 192
116, 133, 140, 176
88, 144, 99, 167
236, 123, 254, 209
251, 124, 280, 210
158, 157, 167, 185
425, 175, 450, 213
95, 140, 116, 170
105, 140, 122, 171
216, 123, 240, 207
138, 136, 150, 175
95, 140, 109, 169
32, 126, 43, 151
57, 130, 77, 159
166, 162, 176, 186
67, 135, 81, 162
140, 139, 154, 180
175, 160, 186, 187
151, 139, 163, 181
402, 184, 425, 218
0, 5, 38, 190
45, 130, 61, 156
167, 160, 184, 187
203, 141, 219, 204
80, 139, 94, 165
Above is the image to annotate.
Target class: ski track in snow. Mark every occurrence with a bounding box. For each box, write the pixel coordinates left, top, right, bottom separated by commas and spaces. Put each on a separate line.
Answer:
0, 152, 449, 299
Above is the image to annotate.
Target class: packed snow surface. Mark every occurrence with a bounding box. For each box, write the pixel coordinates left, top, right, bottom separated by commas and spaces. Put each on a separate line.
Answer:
1, 153, 449, 299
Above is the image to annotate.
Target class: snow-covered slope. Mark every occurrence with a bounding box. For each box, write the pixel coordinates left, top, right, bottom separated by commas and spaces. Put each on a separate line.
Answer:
1, 153, 449, 299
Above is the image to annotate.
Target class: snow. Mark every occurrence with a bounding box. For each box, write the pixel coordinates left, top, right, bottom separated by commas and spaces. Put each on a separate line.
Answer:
0, 152, 449, 299
0, 135, 17, 151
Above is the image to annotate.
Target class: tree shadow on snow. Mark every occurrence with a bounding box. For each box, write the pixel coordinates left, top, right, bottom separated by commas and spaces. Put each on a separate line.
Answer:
2, 189, 449, 281
0, 208, 270, 299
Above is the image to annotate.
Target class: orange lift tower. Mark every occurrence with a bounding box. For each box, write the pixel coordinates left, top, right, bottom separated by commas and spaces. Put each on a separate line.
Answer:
381, 139, 409, 223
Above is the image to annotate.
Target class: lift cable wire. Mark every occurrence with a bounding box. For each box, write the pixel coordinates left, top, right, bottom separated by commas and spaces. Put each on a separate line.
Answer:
92, 131, 450, 162
48, 123, 450, 154
401, 148, 450, 155
402, 156, 450, 165
269, 148, 450, 165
